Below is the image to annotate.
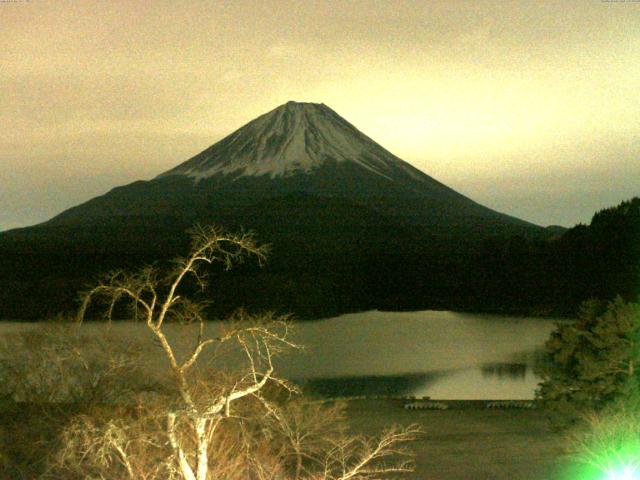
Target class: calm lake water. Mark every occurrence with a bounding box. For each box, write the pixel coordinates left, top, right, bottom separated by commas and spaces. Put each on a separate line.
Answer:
284, 310, 559, 399
1, 310, 561, 400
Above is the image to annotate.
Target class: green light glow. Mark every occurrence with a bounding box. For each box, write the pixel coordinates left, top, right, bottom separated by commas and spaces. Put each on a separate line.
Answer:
557, 420, 640, 480
605, 465, 640, 480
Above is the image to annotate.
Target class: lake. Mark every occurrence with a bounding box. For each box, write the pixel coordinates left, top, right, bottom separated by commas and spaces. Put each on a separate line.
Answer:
0, 310, 561, 400
284, 310, 559, 399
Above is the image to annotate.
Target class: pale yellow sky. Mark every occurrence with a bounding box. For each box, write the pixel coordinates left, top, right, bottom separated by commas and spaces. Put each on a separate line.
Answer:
1, 0, 639, 230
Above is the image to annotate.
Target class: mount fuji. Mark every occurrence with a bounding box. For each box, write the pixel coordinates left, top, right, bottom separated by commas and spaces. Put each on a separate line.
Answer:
0, 101, 546, 319
46, 101, 536, 234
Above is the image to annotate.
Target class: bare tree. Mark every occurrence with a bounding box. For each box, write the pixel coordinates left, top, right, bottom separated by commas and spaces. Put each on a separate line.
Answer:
269, 400, 348, 479
268, 400, 420, 480
317, 424, 421, 480
70, 225, 420, 480
77, 225, 302, 480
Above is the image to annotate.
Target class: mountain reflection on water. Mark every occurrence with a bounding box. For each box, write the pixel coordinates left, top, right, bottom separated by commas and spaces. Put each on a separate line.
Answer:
481, 362, 527, 379
297, 372, 443, 398
299, 362, 541, 400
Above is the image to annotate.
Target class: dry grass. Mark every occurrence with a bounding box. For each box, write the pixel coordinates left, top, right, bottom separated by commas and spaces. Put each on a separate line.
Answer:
342, 399, 568, 480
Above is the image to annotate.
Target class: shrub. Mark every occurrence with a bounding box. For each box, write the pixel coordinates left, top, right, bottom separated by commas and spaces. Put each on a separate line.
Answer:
0, 320, 157, 404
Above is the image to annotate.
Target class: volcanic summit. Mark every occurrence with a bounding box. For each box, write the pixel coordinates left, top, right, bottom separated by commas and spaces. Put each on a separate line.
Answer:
159, 101, 431, 184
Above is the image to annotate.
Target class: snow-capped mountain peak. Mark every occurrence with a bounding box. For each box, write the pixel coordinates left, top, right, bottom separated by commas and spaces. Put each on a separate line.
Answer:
158, 101, 422, 182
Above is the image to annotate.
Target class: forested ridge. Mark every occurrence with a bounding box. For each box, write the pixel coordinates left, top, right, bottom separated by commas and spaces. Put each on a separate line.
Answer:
0, 197, 637, 320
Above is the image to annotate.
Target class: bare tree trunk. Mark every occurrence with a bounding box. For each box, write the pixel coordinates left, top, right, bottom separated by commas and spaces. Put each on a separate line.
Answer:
195, 417, 209, 480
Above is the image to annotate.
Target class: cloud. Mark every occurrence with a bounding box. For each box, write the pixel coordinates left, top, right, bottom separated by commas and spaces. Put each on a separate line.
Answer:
267, 42, 307, 60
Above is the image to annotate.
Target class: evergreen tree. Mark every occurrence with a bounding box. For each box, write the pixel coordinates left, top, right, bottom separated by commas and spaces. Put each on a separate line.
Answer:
536, 297, 640, 425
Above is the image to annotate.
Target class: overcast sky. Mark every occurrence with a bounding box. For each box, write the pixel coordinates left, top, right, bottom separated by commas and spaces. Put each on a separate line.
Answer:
2, 0, 639, 231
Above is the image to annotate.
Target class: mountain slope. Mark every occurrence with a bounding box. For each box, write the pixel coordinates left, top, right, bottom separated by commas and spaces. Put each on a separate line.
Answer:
0, 101, 547, 319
